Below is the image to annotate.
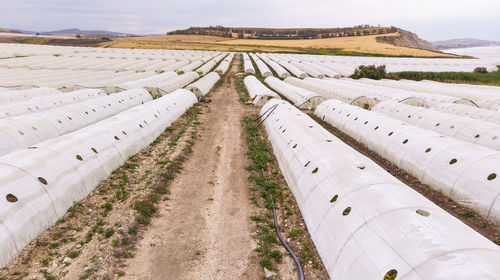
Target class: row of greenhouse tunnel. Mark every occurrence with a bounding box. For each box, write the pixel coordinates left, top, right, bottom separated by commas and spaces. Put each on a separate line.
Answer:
1, 43, 500, 279
0, 47, 229, 269
240, 50, 500, 279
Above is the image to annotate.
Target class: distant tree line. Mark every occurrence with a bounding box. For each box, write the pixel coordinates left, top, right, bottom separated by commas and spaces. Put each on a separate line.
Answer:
167, 25, 398, 40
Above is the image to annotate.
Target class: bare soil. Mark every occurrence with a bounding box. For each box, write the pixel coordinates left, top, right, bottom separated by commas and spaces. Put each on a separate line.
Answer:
122, 55, 262, 280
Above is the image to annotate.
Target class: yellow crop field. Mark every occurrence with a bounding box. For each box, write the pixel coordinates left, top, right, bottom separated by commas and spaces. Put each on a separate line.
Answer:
224, 33, 457, 57
104, 35, 292, 52
105, 33, 458, 58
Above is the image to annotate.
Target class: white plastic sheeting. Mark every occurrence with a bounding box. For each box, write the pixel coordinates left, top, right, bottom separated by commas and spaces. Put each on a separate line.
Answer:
0, 67, 156, 89
177, 60, 203, 73
214, 61, 229, 75
196, 53, 226, 76
298, 61, 340, 78
2, 43, 498, 73
0, 89, 104, 118
285, 77, 377, 109
261, 52, 500, 74
357, 78, 500, 109
316, 62, 352, 77
196, 60, 217, 76
242, 53, 255, 74
0, 45, 226, 77
250, 53, 272, 77
0, 87, 61, 104
186, 72, 220, 96
432, 103, 500, 125
153, 71, 200, 95
291, 61, 325, 78
255, 60, 272, 77
325, 78, 459, 106
277, 60, 307, 78
243, 75, 280, 106
0, 89, 197, 268
265, 59, 290, 78
0, 88, 152, 157
214, 53, 234, 74
343, 78, 464, 105
264, 77, 323, 109
263, 99, 500, 279
163, 60, 190, 72
120, 72, 178, 89
316, 99, 500, 224
373, 101, 500, 151
0, 52, 202, 73
256, 53, 290, 78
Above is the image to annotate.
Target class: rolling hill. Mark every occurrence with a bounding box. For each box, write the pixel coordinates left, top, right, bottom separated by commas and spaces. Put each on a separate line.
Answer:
167, 25, 438, 51
108, 33, 455, 58
2, 28, 133, 36
433, 38, 500, 49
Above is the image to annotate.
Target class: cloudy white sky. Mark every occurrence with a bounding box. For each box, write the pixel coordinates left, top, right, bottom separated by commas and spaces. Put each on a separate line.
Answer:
0, 0, 499, 41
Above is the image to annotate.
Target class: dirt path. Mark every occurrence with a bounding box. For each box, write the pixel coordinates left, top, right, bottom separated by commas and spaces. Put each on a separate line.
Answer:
124, 58, 261, 279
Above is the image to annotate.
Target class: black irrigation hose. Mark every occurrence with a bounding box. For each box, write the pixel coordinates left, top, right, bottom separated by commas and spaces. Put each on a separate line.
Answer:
349, 95, 369, 105
253, 106, 305, 280
397, 96, 425, 104
259, 166, 305, 280
453, 98, 480, 107
296, 95, 325, 109
255, 103, 279, 127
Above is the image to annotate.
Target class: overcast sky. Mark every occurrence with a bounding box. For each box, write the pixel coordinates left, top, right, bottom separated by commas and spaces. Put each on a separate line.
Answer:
0, 0, 499, 41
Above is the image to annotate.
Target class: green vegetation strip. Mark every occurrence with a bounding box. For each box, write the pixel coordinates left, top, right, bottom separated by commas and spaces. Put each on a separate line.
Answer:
130, 104, 202, 227
244, 116, 284, 272
350, 64, 500, 86
244, 116, 326, 278
392, 69, 500, 86
235, 56, 250, 104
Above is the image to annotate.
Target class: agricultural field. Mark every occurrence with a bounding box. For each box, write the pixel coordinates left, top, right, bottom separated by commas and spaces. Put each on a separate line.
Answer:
0, 40, 500, 280
106, 33, 456, 57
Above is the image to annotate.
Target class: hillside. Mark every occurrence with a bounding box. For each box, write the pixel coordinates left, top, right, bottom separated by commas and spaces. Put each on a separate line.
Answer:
168, 25, 394, 39
37, 28, 132, 36
1, 25, 454, 57
107, 33, 456, 57
376, 28, 438, 51
0, 27, 121, 47
1, 27, 133, 36
168, 25, 438, 51
433, 38, 500, 49
0, 29, 20, 33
